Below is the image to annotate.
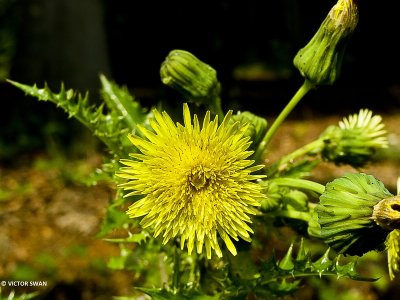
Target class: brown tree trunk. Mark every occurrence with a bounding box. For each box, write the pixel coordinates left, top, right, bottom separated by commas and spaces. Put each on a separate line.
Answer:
10, 0, 110, 94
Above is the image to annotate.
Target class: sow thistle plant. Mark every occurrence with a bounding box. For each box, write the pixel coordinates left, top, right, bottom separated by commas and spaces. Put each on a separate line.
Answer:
8, 0, 400, 298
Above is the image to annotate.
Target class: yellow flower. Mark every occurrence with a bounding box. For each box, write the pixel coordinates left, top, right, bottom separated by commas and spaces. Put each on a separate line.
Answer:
320, 109, 388, 167
117, 104, 266, 258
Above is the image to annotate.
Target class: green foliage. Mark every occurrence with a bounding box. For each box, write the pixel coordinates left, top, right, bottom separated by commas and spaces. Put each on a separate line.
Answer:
0, 289, 39, 300
9, 70, 392, 298
241, 240, 375, 298
7, 77, 148, 159
131, 240, 375, 299
8, 0, 398, 298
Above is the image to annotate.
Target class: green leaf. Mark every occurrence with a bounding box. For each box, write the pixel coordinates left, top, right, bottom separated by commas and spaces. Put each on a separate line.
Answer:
278, 242, 295, 271
100, 74, 147, 131
135, 288, 219, 300
7, 78, 149, 158
257, 241, 376, 296
312, 248, 332, 276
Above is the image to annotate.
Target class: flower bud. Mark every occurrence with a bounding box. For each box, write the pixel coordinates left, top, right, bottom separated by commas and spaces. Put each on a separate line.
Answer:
319, 109, 388, 167
372, 196, 400, 230
230, 111, 268, 146
160, 50, 220, 107
313, 173, 393, 256
387, 229, 400, 280
293, 0, 358, 85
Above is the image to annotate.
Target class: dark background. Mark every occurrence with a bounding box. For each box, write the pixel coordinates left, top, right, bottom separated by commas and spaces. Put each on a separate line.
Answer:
1, 0, 399, 160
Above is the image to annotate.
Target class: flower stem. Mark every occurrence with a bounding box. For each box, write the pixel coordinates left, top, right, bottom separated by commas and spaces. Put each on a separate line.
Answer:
272, 210, 312, 222
172, 246, 181, 292
254, 79, 315, 162
212, 95, 224, 120
268, 177, 325, 195
273, 139, 325, 172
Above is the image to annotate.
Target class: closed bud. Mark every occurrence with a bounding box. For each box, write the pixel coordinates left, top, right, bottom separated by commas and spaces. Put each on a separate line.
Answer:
293, 0, 358, 85
319, 109, 388, 167
372, 196, 400, 231
230, 111, 268, 146
313, 173, 393, 256
160, 50, 220, 107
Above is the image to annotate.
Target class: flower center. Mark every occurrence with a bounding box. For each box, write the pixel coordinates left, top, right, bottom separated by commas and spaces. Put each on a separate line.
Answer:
188, 166, 209, 190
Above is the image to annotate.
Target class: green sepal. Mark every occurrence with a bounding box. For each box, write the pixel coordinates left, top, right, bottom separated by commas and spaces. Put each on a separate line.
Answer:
293, 0, 358, 85
316, 173, 392, 256
230, 111, 268, 147
160, 49, 221, 114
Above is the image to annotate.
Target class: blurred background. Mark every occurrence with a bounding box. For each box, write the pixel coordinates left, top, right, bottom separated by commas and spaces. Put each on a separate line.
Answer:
1, 0, 400, 161
1, 0, 400, 299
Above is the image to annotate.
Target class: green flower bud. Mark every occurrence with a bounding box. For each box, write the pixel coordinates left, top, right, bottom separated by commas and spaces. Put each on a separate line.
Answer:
307, 210, 322, 239
319, 109, 388, 167
314, 173, 393, 256
293, 0, 358, 85
372, 196, 400, 230
160, 49, 221, 107
230, 111, 268, 146
259, 181, 282, 211
387, 229, 400, 280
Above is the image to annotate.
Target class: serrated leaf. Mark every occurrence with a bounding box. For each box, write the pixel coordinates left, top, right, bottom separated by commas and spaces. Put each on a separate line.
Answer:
266, 279, 301, 296
334, 256, 377, 281
312, 248, 332, 276
8, 78, 149, 158
295, 238, 309, 262
258, 242, 375, 296
278, 242, 295, 271
100, 74, 147, 131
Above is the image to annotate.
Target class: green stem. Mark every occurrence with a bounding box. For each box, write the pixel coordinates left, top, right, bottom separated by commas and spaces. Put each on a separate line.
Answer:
172, 246, 181, 292
272, 210, 311, 222
254, 79, 315, 162
268, 177, 325, 195
212, 95, 224, 120
272, 139, 325, 173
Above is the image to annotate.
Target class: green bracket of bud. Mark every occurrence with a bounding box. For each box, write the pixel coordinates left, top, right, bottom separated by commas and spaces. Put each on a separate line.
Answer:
319, 109, 388, 167
230, 111, 268, 148
293, 0, 358, 85
160, 49, 223, 119
314, 173, 393, 256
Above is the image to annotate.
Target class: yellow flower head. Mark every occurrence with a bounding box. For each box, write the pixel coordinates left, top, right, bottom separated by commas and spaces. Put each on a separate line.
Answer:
117, 104, 265, 258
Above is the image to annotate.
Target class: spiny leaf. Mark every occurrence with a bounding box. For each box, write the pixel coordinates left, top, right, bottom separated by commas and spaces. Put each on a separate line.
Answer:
296, 238, 310, 261
258, 241, 376, 296
312, 248, 333, 277
278, 242, 295, 271
100, 74, 146, 131
266, 279, 301, 297
8, 78, 149, 158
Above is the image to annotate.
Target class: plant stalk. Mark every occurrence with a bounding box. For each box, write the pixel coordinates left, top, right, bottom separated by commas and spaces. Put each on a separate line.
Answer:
254, 79, 315, 162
